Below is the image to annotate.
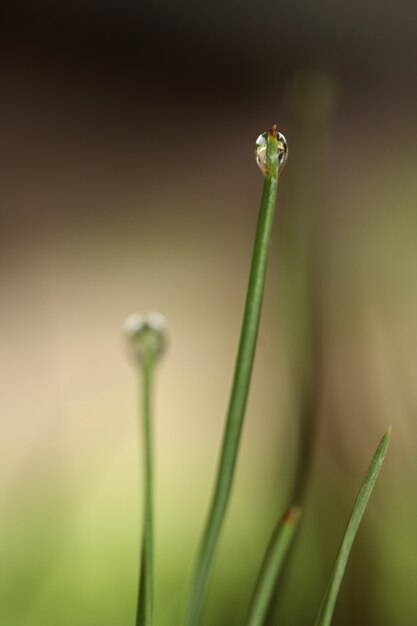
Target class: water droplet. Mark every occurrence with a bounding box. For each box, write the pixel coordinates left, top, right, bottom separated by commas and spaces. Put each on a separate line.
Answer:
124, 312, 167, 367
255, 130, 288, 175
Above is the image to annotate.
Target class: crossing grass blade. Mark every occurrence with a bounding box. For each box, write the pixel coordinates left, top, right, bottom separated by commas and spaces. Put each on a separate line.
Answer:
314, 427, 391, 626
247, 506, 301, 626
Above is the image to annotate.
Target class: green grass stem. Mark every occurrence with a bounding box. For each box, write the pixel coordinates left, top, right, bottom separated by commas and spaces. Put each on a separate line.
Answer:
246, 506, 301, 626
136, 363, 155, 626
314, 427, 391, 626
185, 127, 284, 626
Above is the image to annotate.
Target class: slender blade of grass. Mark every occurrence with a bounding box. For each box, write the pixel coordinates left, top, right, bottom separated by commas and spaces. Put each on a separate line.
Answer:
314, 427, 391, 626
136, 365, 154, 626
247, 506, 301, 626
185, 128, 283, 626
136, 542, 147, 625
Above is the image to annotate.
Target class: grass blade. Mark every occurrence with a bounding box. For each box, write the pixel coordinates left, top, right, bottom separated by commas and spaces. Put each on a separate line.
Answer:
185, 127, 287, 626
247, 506, 301, 626
314, 427, 391, 626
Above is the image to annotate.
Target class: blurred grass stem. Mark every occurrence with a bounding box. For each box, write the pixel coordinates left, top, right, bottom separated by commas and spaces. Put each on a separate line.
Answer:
136, 363, 154, 626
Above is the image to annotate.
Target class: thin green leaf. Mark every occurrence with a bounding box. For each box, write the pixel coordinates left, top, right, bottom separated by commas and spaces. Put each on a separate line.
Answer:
314, 427, 391, 626
185, 127, 287, 626
247, 506, 301, 626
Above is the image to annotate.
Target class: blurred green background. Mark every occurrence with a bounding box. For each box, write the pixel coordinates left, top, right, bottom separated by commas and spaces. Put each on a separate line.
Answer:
1, 2, 416, 625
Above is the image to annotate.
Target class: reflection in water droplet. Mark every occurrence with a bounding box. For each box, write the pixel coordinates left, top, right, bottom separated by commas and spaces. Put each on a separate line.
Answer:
255, 130, 288, 175
124, 312, 167, 367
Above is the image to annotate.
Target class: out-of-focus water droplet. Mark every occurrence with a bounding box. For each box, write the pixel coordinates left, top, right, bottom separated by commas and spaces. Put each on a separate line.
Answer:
124, 312, 167, 367
255, 130, 288, 175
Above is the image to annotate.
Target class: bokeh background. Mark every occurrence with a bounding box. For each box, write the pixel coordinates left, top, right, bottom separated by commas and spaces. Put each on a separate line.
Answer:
1, 2, 416, 625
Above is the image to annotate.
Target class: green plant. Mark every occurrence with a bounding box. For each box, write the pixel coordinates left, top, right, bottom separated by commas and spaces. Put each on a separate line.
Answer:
185, 125, 288, 626
246, 506, 301, 626
314, 427, 391, 626
124, 125, 391, 626
124, 312, 167, 626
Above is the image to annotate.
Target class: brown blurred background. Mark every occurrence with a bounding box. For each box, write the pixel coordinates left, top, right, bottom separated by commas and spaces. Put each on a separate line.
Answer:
1, 2, 416, 625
